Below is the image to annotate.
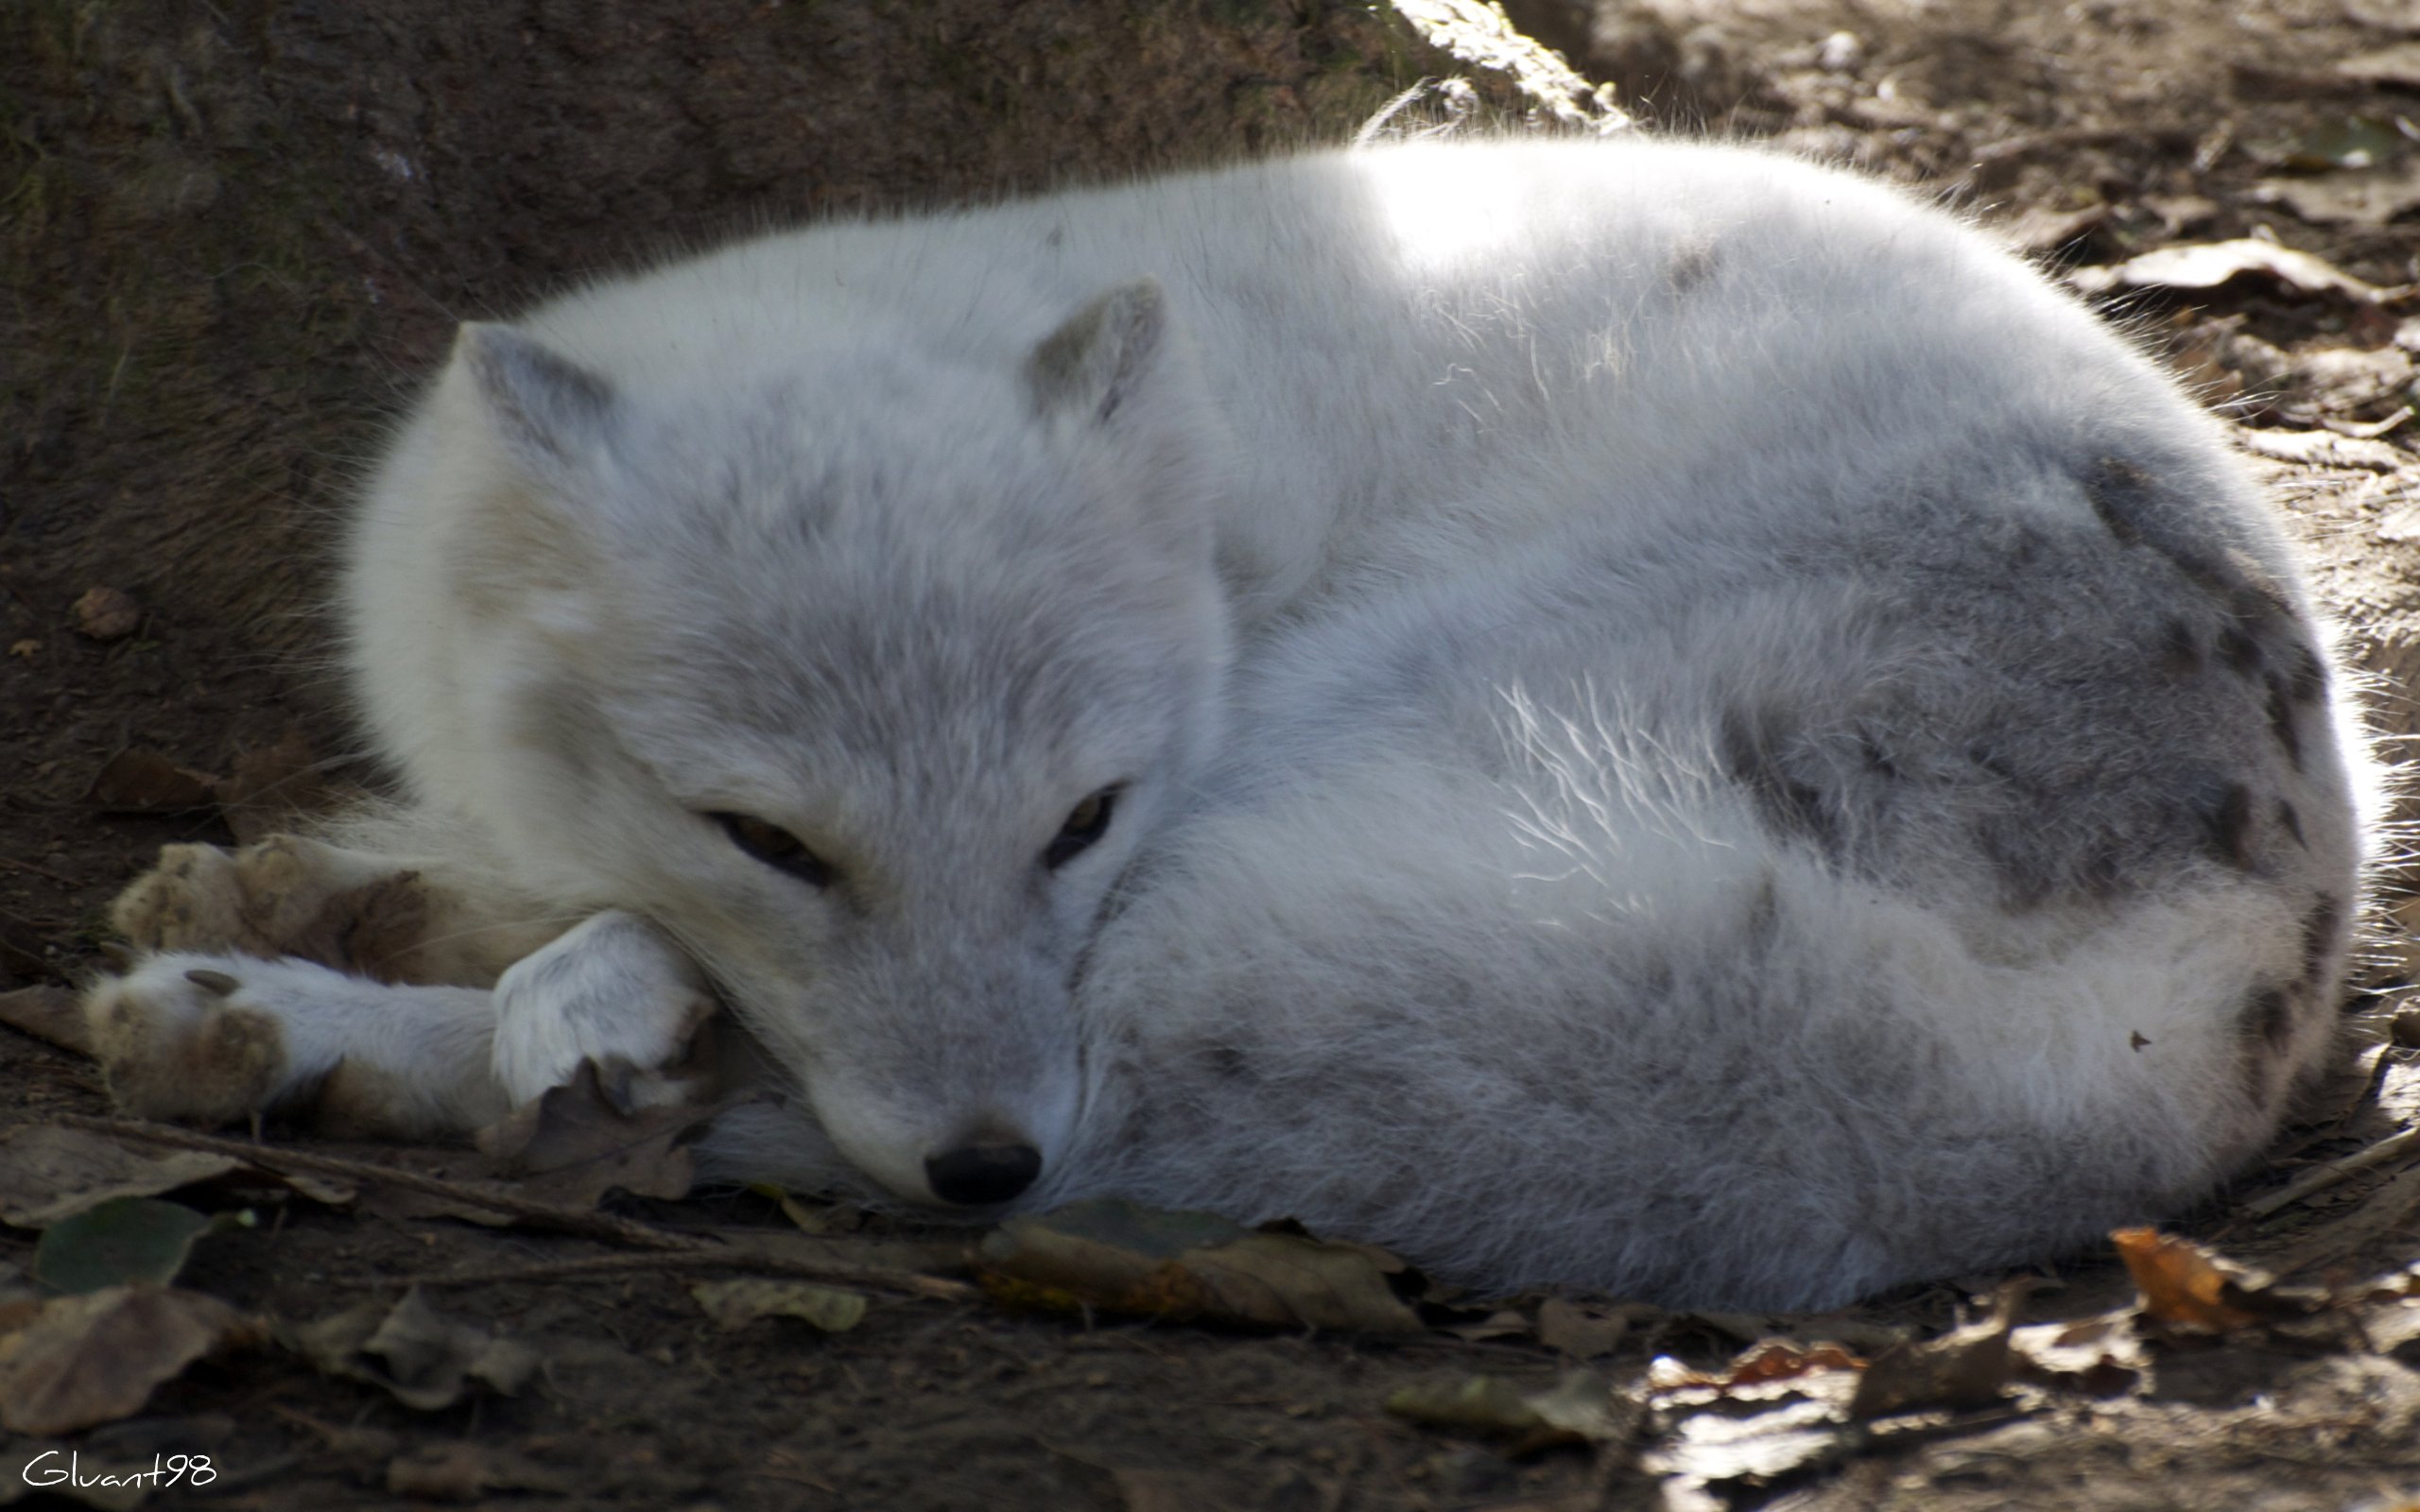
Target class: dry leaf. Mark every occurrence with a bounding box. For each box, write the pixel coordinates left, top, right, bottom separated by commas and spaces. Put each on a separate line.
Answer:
2241, 427, 2410, 470
2257, 163, 2420, 227
282, 1288, 537, 1411
0, 1126, 238, 1229
2339, 41, 2420, 86
1384, 1370, 1637, 1452
1727, 1341, 1866, 1387
0, 1285, 260, 1435
2345, 0, 2420, 30
2010, 1313, 2148, 1395
974, 1199, 1423, 1333
0, 987, 95, 1057
2068, 239, 2396, 301
1640, 1399, 1848, 1496
0, 1125, 355, 1231
82, 748, 221, 815
2112, 1228, 2324, 1332
1846, 1282, 2026, 1419
474, 1060, 707, 1207
1646, 1340, 1867, 1402
689, 1278, 868, 1334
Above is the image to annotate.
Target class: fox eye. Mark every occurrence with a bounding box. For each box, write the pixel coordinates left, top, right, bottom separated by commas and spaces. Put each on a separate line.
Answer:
711, 812, 836, 888
1044, 785, 1121, 869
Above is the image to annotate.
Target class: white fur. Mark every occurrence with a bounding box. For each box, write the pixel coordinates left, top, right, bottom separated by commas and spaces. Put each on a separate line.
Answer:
89, 137, 2374, 1307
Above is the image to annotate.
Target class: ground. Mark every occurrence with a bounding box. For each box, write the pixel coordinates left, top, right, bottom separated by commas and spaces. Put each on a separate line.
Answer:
8, 1, 2420, 1508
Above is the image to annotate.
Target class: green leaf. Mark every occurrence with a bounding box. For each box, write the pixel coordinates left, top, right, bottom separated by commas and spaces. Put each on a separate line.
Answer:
31, 1198, 244, 1294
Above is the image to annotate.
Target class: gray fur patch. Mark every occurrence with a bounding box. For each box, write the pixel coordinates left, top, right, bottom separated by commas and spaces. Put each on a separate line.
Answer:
2300, 894, 2343, 990
2082, 459, 2148, 546
2264, 673, 2305, 770
2197, 782, 2256, 872
2156, 618, 2201, 680
1718, 708, 1839, 853
1667, 236, 1720, 296
2238, 987, 2293, 1054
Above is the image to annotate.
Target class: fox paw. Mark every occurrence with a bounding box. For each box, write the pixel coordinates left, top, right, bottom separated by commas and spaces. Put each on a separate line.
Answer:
81, 953, 329, 1125
109, 835, 418, 962
492, 912, 721, 1110
81, 952, 510, 1137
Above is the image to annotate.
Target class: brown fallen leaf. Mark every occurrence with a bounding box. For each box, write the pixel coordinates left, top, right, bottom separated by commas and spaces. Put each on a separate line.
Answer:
474, 1058, 717, 1207
0, 1124, 354, 1230
0, 1125, 238, 1229
2010, 1313, 2148, 1396
1845, 1281, 2027, 1419
83, 748, 221, 815
0, 987, 95, 1057
282, 1288, 537, 1411
1646, 1339, 1867, 1402
2112, 1228, 2325, 1332
974, 1199, 1423, 1333
1727, 1341, 1866, 1388
0, 1285, 261, 1436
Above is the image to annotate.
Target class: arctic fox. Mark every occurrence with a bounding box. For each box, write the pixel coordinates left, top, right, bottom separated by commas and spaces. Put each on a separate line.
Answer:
85, 136, 2370, 1309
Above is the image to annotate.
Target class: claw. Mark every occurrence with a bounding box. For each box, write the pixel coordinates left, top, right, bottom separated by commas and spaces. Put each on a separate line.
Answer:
183, 968, 242, 998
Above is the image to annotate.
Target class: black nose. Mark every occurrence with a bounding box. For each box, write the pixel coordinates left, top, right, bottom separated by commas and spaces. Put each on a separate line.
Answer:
924, 1142, 1042, 1205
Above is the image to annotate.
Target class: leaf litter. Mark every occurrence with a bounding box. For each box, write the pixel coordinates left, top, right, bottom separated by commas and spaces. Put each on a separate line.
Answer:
279, 1287, 538, 1412
972, 1199, 1426, 1333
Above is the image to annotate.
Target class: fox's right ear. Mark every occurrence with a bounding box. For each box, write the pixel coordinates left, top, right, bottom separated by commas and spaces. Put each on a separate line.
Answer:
454, 322, 619, 485
1025, 279, 1167, 428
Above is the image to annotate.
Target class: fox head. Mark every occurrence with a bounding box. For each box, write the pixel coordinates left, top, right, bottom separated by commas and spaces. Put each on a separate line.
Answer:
382, 277, 1234, 1208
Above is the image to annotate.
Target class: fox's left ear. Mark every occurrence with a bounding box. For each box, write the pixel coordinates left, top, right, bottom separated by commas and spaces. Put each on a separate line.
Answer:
1025, 279, 1167, 427
455, 322, 621, 487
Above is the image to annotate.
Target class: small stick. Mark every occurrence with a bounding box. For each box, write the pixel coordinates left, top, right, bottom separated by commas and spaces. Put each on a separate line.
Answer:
0, 855, 81, 887
2240, 1125, 2420, 1219
382, 1246, 981, 1302
60, 1111, 981, 1302
57, 1112, 707, 1252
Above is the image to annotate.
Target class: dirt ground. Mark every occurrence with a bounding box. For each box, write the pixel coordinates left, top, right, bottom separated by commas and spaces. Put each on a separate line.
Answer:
9, 1, 2420, 1508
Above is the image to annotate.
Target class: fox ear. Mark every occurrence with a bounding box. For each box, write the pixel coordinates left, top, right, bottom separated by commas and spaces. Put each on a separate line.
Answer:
1025, 279, 1167, 426
455, 322, 619, 481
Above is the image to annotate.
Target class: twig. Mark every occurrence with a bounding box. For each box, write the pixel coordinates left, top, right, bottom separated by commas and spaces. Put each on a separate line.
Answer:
60, 1111, 983, 1302
382, 1246, 981, 1302
0, 854, 82, 887
57, 1112, 708, 1252
2240, 1125, 2420, 1219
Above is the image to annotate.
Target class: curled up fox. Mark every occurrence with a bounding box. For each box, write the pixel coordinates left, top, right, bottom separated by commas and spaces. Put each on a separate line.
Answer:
83, 134, 2376, 1310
